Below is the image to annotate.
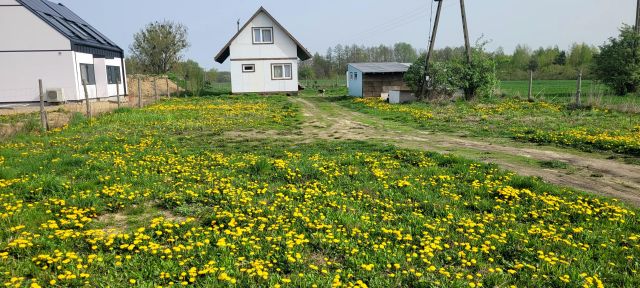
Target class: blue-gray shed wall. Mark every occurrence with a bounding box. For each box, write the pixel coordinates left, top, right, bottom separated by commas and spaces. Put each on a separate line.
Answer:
347, 65, 363, 97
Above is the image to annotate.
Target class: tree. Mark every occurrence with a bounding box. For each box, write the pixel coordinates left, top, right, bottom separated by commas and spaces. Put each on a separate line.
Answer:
205, 68, 218, 85
172, 60, 204, 95
405, 54, 457, 99
510, 45, 532, 70
453, 44, 499, 100
405, 43, 497, 100
124, 57, 143, 74
298, 65, 315, 80
393, 42, 418, 63
568, 43, 597, 73
554, 51, 567, 65
593, 25, 640, 95
130, 21, 190, 75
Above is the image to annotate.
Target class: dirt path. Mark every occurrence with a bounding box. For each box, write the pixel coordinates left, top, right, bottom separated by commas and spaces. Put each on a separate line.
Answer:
287, 96, 640, 207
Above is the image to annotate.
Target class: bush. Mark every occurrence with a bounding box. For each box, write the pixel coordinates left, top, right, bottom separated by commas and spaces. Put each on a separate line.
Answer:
593, 25, 640, 95
405, 43, 498, 100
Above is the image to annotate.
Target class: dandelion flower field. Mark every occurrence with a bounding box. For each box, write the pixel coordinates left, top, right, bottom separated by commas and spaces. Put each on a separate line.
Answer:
0, 96, 639, 287
348, 98, 640, 157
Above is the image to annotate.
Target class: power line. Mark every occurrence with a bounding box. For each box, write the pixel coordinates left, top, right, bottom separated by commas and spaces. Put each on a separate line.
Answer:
338, 3, 429, 43
348, 10, 430, 44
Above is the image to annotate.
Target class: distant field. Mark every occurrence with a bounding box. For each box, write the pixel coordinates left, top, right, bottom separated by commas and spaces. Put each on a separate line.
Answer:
498, 80, 607, 98
499, 80, 640, 110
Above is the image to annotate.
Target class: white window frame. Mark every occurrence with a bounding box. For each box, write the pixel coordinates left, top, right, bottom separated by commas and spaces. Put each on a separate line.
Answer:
242, 64, 255, 73
252, 27, 274, 44
271, 63, 292, 80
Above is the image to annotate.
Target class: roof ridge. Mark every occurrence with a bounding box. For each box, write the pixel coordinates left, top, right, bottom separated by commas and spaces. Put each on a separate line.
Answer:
214, 6, 312, 63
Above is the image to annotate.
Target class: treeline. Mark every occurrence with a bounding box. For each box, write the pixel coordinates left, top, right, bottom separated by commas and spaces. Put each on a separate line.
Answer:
300, 43, 421, 79
494, 43, 598, 80
301, 42, 599, 81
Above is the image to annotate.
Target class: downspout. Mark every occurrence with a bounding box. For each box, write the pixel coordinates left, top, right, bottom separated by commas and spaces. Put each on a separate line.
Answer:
120, 52, 128, 95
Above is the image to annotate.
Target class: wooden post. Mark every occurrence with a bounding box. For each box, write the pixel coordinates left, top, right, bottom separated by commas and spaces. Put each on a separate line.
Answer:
116, 79, 121, 109
575, 71, 583, 106
422, 0, 444, 98
460, 0, 472, 64
38, 79, 48, 132
82, 80, 92, 119
137, 77, 143, 108
528, 70, 533, 101
636, 0, 640, 33
166, 77, 171, 98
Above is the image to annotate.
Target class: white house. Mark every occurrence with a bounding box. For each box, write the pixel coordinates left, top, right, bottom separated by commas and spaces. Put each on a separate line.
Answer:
0, 0, 126, 103
214, 7, 312, 95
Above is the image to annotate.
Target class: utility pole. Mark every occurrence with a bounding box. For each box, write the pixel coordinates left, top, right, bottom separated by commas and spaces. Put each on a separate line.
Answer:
636, 0, 640, 33
422, 0, 443, 98
460, 0, 472, 64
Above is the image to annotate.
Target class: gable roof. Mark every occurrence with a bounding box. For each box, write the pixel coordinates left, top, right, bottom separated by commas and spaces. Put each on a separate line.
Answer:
349, 62, 411, 74
215, 7, 312, 64
17, 0, 123, 58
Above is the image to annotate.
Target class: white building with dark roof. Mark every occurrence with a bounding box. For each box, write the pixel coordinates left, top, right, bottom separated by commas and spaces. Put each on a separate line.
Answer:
215, 7, 312, 95
0, 0, 126, 103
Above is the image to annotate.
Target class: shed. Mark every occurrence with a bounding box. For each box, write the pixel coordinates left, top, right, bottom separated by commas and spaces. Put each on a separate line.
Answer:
347, 62, 411, 98
0, 0, 126, 103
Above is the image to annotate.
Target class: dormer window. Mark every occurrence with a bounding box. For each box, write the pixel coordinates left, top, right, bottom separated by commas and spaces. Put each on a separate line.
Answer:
253, 27, 273, 44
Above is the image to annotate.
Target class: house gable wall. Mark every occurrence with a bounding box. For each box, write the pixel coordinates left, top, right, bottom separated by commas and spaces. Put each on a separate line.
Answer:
229, 12, 298, 60
0, 4, 71, 51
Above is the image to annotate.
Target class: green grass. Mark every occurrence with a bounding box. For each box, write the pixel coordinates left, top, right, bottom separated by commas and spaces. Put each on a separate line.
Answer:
499, 80, 640, 110
0, 95, 638, 287
343, 96, 640, 157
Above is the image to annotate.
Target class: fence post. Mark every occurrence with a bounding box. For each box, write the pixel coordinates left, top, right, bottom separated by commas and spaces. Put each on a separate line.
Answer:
528, 70, 533, 101
38, 79, 49, 132
137, 76, 143, 108
116, 79, 121, 109
575, 71, 582, 106
82, 80, 92, 119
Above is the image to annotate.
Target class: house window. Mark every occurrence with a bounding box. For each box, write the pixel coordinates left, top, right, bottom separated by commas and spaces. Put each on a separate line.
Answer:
107, 66, 121, 84
79, 64, 96, 85
252, 27, 273, 44
272, 63, 292, 80
353, 72, 358, 80
349, 72, 354, 80
242, 64, 255, 73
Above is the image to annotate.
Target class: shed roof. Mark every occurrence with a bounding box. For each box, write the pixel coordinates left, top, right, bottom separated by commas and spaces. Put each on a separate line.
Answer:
215, 7, 312, 63
17, 0, 123, 57
349, 62, 411, 74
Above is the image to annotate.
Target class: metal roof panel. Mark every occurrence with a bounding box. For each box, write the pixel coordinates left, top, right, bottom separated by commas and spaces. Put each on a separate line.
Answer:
349, 62, 411, 73
18, 0, 122, 54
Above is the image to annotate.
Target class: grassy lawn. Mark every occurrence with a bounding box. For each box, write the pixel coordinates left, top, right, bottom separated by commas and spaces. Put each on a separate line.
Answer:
499, 80, 640, 110
0, 95, 638, 287
343, 97, 640, 158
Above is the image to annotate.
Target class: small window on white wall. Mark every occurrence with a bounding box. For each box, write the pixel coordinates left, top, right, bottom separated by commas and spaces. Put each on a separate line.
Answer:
80, 64, 96, 85
353, 72, 358, 80
242, 64, 255, 73
272, 64, 292, 80
253, 27, 273, 44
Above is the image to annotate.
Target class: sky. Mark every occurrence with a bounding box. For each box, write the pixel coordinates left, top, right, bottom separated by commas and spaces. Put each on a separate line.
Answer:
56, 0, 636, 71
